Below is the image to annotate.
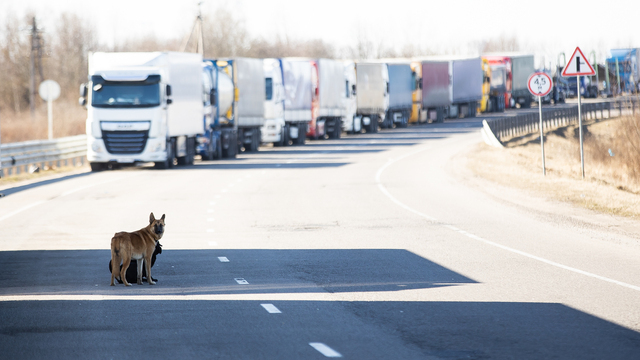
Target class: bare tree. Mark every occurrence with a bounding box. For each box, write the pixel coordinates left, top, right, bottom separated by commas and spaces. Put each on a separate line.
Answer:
0, 13, 31, 112
46, 13, 100, 100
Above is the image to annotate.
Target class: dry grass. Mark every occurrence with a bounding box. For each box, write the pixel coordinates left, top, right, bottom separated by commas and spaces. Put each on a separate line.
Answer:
468, 115, 640, 219
1, 98, 86, 143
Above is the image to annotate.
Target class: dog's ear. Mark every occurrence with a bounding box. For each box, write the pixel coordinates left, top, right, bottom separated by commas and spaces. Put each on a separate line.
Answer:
149, 212, 155, 223
161, 214, 165, 221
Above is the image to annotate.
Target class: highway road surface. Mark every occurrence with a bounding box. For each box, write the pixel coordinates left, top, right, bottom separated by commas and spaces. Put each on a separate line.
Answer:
1, 117, 640, 359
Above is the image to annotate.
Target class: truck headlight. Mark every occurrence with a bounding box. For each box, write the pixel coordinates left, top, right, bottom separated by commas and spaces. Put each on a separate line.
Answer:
91, 142, 103, 153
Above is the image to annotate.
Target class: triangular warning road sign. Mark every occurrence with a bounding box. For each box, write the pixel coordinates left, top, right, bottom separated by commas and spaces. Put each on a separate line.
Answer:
562, 47, 595, 76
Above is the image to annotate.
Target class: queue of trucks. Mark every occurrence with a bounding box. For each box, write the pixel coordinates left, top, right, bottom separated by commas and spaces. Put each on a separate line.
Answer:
79, 51, 539, 171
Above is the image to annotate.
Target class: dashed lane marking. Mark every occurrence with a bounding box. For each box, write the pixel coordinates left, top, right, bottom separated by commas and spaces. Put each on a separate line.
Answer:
260, 304, 281, 313
218, 257, 229, 262
309, 343, 342, 358
235, 278, 249, 285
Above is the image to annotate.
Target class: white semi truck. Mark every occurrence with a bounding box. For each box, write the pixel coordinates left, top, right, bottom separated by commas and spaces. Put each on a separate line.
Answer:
81, 52, 204, 170
342, 61, 361, 134
261, 58, 286, 146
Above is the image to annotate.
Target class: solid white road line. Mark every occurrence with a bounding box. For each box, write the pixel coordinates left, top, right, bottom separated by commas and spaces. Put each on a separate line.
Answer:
260, 303, 281, 313
218, 257, 229, 262
0, 201, 46, 223
375, 143, 640, 293
309, 343, 342, 358
0, 174, 139, 223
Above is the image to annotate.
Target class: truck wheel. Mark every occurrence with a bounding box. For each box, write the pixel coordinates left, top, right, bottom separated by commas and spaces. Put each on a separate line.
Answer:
90, 162, 106, 172
155, 139, 174, 169
202, 135, 214, 161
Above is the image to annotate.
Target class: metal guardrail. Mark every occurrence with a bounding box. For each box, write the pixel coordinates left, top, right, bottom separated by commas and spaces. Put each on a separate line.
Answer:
0, 134, 87, 178
484, 99, 639, 143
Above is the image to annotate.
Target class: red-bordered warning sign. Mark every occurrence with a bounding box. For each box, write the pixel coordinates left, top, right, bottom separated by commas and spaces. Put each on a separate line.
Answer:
528, 72, 553, 97
562, 47, 596, 76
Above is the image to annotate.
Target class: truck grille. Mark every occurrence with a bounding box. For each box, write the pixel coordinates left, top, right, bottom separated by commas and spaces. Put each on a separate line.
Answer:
102, 130, 149, 155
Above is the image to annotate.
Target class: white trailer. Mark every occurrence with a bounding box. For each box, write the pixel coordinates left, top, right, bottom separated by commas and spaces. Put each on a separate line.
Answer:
356, 62, 389, 133
281, 58, 313, 145
233, 58, 266, 152
421, 56, 483, 122
82, 52, 204, 170
316, 59, 345, 139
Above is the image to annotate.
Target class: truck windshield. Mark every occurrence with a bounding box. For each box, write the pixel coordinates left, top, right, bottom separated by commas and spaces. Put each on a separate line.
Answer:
91, 75, 160, 108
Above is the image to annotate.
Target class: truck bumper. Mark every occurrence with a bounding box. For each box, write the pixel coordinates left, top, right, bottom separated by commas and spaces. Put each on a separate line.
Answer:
261, 119, 283, 143
87, 137, 168, 164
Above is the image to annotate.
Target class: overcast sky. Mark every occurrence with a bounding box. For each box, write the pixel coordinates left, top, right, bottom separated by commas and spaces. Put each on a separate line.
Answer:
1, 0, 638, 68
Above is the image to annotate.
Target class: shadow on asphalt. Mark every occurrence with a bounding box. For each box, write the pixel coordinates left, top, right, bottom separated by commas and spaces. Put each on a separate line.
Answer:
1, 300, 638, 359
0, 172, 91, 198
0, 249, 475, 295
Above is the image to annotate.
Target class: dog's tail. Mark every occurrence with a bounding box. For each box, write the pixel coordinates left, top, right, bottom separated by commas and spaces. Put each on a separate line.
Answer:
110, 235, 121, 280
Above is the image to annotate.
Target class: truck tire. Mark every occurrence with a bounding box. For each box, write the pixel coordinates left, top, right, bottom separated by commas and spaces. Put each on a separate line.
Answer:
90, 162, 106, 172
155, 138, 174, 169
202, 134, 215, 160
296, 124, 306, 145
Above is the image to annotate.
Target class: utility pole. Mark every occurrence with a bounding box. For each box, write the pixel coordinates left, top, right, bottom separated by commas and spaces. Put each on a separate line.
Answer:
180, 1, 205, 55
27, 17, 44, 121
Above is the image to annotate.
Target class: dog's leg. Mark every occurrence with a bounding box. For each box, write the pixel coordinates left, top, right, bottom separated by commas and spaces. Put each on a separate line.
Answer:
145, 253, 155, 285
121, 253, 132, 286
110, 252, 118, 286
136, 259, 144, 285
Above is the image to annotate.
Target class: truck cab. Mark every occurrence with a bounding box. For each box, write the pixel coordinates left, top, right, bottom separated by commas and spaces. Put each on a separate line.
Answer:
342, 61, 361, 134
261, 59, 286, 145
82, 52, 204, 171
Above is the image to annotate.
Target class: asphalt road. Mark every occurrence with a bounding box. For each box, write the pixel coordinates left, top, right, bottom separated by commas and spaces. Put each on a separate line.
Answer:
1, 116, 640, 359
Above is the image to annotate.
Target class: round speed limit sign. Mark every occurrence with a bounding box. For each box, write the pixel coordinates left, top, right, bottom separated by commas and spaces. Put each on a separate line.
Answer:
528, 72, 553, 97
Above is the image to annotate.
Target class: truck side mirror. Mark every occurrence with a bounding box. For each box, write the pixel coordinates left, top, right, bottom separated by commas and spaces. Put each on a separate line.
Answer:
166, 84, 172, 105
78, 97, 86, 106
79, 83, 88, 97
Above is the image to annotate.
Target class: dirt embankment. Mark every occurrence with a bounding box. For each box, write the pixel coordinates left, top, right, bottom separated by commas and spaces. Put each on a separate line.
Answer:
465, 116, 640, 222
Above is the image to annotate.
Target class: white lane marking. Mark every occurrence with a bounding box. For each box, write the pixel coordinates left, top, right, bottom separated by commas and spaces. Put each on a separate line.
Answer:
235, 278, 249, 285
206, 229, 215, 233
0, 201, 46, 223
309, 343, 342, 358
375, 144, 640, 293
218, 256, 229, 262
0, 174, 139, 223
261, 303, 281, 313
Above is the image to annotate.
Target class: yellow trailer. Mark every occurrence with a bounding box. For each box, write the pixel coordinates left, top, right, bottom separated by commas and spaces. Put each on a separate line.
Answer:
479, 58, 492, 113
409, 61, 427, 123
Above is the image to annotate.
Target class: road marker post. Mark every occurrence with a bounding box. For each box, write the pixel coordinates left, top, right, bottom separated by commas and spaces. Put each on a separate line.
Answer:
528, 72, 553, 176
561, 46, 596, 179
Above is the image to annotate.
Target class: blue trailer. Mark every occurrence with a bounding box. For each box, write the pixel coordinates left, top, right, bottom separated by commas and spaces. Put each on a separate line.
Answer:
197, 60, 238, 159
606, 49, 639, 94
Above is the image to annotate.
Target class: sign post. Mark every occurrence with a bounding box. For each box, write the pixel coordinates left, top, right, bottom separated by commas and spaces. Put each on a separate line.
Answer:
38, 80, 61, 140
528, 72, 553, 176
562, 47, 596, 179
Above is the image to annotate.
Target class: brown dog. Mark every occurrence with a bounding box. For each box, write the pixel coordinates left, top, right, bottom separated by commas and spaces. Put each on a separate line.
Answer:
110, 213, 165, 286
